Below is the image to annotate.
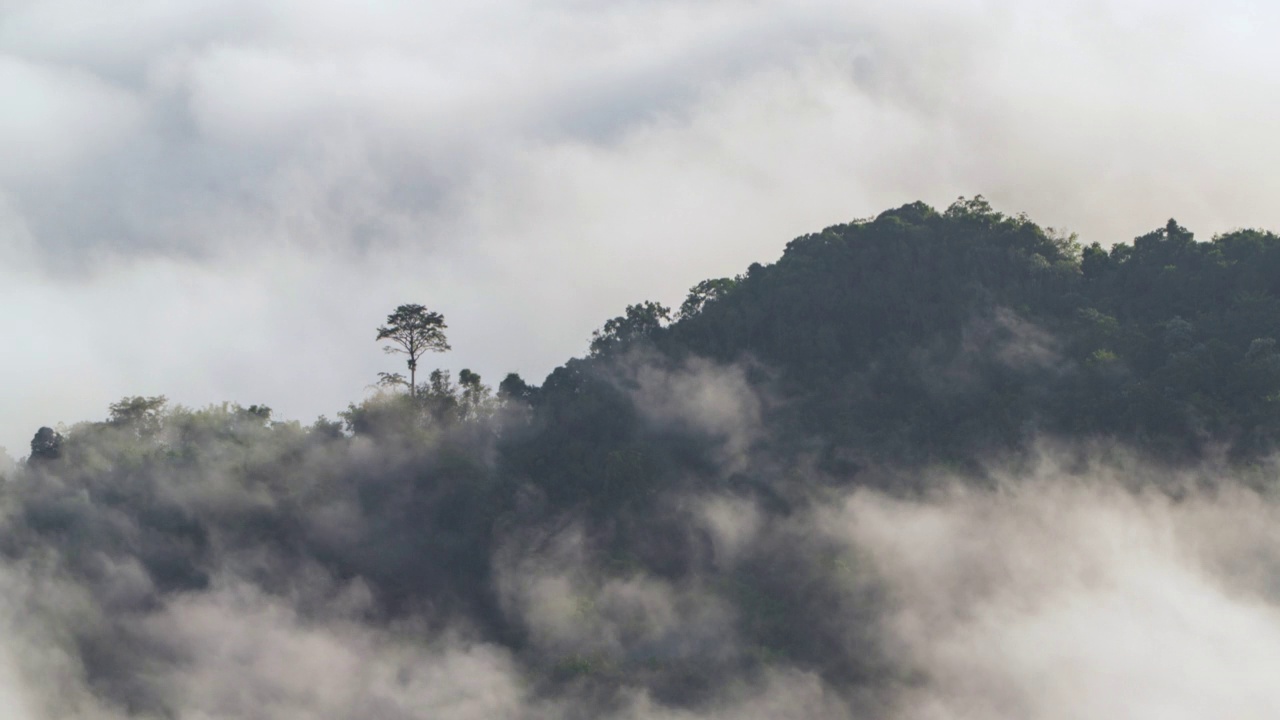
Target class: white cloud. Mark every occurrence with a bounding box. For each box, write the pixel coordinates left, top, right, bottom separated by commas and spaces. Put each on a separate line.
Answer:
822, 474, 1280, 720
0, 57, 141, 184
4, 0, 1280, 447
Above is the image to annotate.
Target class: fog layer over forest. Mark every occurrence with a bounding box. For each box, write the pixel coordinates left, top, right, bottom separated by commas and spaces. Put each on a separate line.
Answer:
9, 199, 1280, 718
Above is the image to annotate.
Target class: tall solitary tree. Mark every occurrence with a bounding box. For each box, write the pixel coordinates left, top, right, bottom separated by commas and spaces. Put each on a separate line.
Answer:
377, 304, 450, 397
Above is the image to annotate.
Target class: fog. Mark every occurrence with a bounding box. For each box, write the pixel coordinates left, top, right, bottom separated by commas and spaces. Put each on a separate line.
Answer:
1, 366, 1279, 717
4, 2, 1278, 713
6, 0, 1280, 452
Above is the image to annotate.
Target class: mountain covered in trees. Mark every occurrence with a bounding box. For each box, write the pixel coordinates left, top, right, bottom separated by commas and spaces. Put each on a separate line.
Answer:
9, 197, 1280, 718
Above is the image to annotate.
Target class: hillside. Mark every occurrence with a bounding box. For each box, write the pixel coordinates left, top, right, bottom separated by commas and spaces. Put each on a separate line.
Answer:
9, 197, 1280, 718
508, 196, 1280, 507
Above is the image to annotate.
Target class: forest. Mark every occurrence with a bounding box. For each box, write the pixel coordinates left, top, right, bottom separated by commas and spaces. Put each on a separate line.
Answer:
8, 197, 1280, 718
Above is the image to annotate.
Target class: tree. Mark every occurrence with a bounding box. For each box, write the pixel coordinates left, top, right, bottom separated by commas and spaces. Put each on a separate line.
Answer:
108, 395, 167, 438
589, 301, 671, 357
377, 304, 450, 397
421, 369, 461, 421
498, 372, 537, 403
677, 277, 740, 320
376, 372, 410, 391
458, 369, 492, 420
29, 426, 62, 463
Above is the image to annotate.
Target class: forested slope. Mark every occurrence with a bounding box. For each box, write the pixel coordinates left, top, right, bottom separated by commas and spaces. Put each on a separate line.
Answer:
9, 197, 1280, 718
508, 196, 1280, 507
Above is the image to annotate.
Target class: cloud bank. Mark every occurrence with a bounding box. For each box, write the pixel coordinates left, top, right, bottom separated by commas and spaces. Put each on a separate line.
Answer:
4, 412, 1280, 719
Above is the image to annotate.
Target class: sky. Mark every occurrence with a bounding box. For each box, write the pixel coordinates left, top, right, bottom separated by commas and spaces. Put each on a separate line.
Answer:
4, 0, 1280, 455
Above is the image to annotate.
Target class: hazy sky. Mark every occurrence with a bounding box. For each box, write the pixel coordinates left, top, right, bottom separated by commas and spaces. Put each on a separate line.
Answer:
3, 0, 1280, 454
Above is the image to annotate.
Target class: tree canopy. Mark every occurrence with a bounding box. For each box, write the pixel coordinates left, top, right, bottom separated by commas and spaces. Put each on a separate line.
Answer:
377, 304, 450, 396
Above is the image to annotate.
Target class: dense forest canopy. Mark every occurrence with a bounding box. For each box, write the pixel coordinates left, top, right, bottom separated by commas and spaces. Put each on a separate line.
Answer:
8, 197, 1280, 718
517, 195, 1280, 484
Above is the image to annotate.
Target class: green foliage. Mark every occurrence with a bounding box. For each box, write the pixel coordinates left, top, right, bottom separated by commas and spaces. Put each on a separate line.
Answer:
309, 415, 345, 439
677, 277, 740, 320
498, 372, 536, 403
510, 198, 1280, 487
376, 371, 409, 390
589, 301, 671, 357
340, 392, 416, 436
108, 395, 168, 438
458, 369, 492, 421
341, 367, 504, 436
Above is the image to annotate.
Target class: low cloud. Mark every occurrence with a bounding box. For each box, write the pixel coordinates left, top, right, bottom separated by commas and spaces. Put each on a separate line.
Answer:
824, 469, 1280, 719
626, 356, 765, 475
2, 409, 1280, 717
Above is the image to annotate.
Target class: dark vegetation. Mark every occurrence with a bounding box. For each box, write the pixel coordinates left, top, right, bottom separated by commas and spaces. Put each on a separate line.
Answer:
13, 197, 1280, 714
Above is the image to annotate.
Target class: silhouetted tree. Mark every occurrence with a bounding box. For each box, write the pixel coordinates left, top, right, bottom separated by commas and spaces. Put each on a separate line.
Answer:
377, 304, 450, 397
423, 368, 460, 420
376, 372, 410, 391
677, 277, 739, 320
498, 372, 536, 403
589, 301, 671, 356
29, 426, 62, 463
458, 369, 491, 420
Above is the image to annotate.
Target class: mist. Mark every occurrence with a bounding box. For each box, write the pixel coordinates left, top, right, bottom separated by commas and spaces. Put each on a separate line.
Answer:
6, 1, 1280, 715
6, 0, 1280, 452
3, 358, 1280, 718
